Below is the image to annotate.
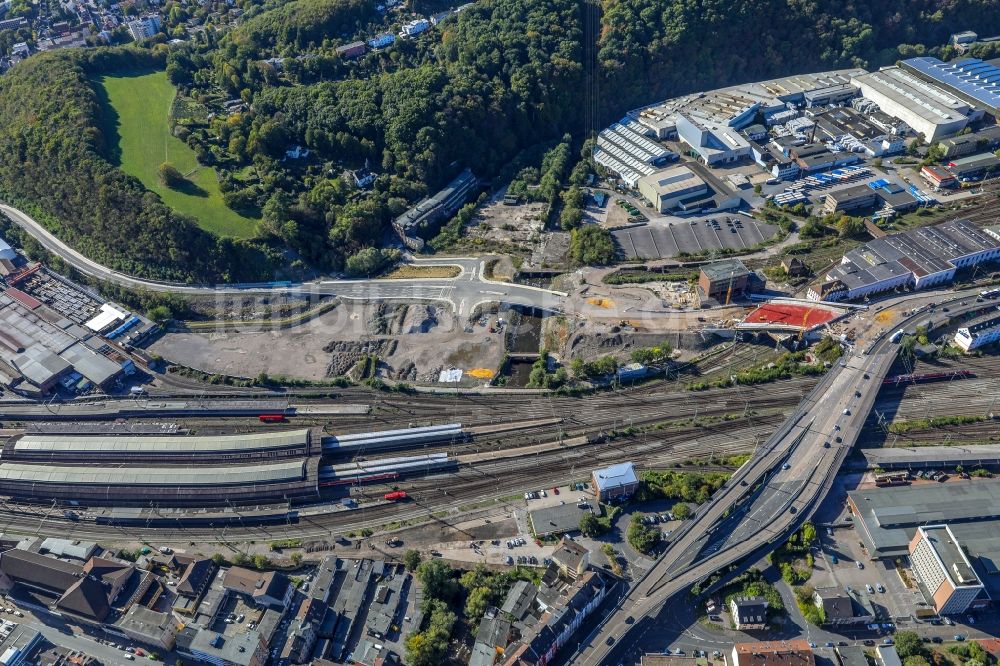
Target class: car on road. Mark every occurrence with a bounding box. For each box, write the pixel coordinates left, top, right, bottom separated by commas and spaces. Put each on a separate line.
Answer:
606, 637, 615, 646
809, 643, 817, 648
863, 640, 875, 646
625, 616, 634, 625
954, 635, 965, 641
856, 561, 864, 569
883, 639, 894, 645
782, 463, 791, 470
931, 637, 943, 643
877, 584, 885, 593
866, 584, 875, 594
825, 642, 834, 647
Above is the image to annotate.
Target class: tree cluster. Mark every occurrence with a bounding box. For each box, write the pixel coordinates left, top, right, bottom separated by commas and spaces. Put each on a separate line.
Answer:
626, 512, 660, 554
570, 225, 616, 265
641, 469, 728, 504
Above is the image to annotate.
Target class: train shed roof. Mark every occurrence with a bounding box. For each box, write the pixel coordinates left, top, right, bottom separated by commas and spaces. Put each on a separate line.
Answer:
0, 460, 306, 486
10, 429, 310, 454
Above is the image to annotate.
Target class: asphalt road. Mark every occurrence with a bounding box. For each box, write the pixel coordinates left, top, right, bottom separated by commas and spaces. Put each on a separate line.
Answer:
0, 203, 566, 314
572, 289, 992, 665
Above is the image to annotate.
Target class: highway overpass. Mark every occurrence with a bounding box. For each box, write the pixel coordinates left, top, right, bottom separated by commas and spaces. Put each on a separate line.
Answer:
572, 291, 988, 665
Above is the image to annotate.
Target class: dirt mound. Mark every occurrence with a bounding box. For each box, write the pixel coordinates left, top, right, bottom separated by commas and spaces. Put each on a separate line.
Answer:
323, 339, 397, 377
403, 305, 439, 334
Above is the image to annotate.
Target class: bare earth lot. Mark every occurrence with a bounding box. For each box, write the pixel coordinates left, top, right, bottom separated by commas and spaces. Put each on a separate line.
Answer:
150, 301, 505, 384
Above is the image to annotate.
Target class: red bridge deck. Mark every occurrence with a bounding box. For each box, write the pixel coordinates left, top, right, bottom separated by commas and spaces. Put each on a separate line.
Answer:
744, 302, 838, 329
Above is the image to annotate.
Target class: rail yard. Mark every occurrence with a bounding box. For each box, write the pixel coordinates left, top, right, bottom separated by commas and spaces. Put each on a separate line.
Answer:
2, 81, 1000, 666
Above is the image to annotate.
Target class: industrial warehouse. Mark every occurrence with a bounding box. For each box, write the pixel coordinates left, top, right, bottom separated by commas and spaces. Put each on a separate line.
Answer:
848, 479, 1000, 614
807, 219, 1000, 301
590, 49, 1000, 240
0, 254, 157, 397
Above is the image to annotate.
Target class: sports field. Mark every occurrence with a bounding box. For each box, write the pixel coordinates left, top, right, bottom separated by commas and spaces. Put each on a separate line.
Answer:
96, 70, 257, 238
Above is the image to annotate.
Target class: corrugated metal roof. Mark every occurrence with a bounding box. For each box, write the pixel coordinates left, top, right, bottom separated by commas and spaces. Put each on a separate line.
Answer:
14, 429, 310, 453
0, 460, 305, 485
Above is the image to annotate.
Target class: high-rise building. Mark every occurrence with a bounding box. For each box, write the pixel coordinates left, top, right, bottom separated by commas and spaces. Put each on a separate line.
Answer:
908, 525, 984, 615
127, 14, 161, 41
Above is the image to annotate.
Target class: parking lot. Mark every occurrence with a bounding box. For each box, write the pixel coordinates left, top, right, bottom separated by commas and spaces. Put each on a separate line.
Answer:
817, 525, 926, 623
613, 216, 779, 259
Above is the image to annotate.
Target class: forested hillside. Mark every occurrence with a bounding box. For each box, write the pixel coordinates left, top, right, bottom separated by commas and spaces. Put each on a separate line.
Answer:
168, 0, 586, 270
0, 48, 277, 281
1, 0, 998, 279
598, 0, 1000, 112
233, 0, 379, 51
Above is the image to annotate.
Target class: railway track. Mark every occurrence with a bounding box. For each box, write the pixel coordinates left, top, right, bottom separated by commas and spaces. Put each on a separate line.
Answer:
334, 380, 812, 462
0, 412, 783, 543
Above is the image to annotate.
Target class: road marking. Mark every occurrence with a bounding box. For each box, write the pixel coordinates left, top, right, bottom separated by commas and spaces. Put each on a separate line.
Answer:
459, 299, 467, 315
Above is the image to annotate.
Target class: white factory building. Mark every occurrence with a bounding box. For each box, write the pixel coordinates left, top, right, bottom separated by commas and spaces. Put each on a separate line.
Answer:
676, 112, 752, 165
632, 69, 864, 142
852, 67, 976, 142
954, 308, 1000, 351
637, 165, 708, 212
594, 69, 863, 177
